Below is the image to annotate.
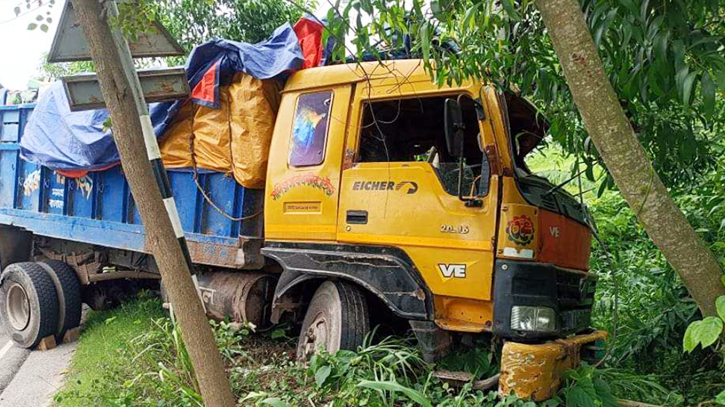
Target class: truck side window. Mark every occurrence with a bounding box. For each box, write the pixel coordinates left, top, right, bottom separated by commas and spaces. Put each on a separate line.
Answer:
288, 91, 333, 167
357, 96, 489, 197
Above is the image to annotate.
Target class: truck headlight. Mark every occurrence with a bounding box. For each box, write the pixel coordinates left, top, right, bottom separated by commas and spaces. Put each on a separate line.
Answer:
510, 306, 556, 332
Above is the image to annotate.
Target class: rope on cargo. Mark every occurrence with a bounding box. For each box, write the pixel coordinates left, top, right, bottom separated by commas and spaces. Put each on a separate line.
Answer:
188, 122, 262, 223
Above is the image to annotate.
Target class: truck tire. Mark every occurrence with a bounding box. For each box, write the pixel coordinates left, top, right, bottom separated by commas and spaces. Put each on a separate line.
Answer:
296, 280, 369, 360
37, 260, 82, 341
0, 262, 60, 349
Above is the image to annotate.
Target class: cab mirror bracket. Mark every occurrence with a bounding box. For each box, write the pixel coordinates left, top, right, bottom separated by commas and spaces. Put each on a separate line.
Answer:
444, 98, 465, 158
444, 96, 482, 208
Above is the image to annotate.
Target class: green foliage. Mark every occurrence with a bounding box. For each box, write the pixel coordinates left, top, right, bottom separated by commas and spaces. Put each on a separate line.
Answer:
112, 0, 160, 42
526, 145, 725, 404
560, 364, 618, 407
326, 0, 725, 189
59, 296, 579, 407
14, 0, 55, 33
156, 0, 317, 54
438, 344, 498, 380
36, 53, 95, 81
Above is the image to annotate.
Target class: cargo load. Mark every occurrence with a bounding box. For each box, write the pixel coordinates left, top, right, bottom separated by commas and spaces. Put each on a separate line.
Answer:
18, 17, 328, 186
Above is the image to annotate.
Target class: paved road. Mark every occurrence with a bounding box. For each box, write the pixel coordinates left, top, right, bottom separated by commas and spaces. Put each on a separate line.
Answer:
0, 332, 77, 407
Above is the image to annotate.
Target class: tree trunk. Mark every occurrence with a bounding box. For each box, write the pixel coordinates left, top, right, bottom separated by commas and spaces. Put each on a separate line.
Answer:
534, 0, 724, 317
69, 1, 236, 406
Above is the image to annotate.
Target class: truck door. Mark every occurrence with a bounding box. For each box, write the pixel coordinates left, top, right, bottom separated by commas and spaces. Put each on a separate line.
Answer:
265, 86, 352, 242
336, 82, 500, 332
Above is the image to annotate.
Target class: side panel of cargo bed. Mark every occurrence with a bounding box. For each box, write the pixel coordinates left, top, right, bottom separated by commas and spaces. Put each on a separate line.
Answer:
0, 105, 264, 269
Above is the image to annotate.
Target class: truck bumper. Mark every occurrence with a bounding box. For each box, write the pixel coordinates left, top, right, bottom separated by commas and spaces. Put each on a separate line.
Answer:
493, 260, 597, 341
499, 330, 607, 401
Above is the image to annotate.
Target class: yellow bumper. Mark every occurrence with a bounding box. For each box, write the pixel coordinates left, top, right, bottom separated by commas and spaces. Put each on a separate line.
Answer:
499, 330, 607, 401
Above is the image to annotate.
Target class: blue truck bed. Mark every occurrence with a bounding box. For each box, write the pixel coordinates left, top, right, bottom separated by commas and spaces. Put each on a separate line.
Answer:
0, 104, 264, 269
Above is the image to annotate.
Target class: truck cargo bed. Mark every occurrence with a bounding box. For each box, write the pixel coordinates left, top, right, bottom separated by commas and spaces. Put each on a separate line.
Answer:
0, 104, 264, 269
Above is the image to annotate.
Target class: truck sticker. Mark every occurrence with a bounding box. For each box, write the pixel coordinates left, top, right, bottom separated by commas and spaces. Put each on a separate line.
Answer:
270, 174, 335, 200
23, 169, 41, 196
505, 215, 535, 246
351, 180, 418, 194
77, 176, 93, 199
503, 247, 534, 259
438, 263, 466, 278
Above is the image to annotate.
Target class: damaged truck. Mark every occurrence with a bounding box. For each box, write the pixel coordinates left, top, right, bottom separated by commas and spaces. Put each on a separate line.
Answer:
0, 20, 604, 400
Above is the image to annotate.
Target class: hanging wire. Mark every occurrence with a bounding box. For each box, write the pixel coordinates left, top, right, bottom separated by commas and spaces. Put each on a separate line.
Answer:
575, 147, 620, 368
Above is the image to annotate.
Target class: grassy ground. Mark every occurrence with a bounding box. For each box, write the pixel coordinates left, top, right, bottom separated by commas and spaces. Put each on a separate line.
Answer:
52, 294, 675, 407
53, 294, 167, 407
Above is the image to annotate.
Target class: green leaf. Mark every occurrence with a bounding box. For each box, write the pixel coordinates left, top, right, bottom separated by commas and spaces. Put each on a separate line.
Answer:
357, 380, 433, 407
698, 317, 723, 348
654, 31, 669, 63
577, 376, 598, 401
717, 69, 725, 92
260, 398, 290, 407
40, 24, 49, 33
419, 22, 430, 62
27, 23, 38, 31
715, 389, 725, 405
683, 320, 700, 352
462, 3, 480, 31
685, 317, 723, 352
702, 71, 716, 117
597, 178, 608, 198
501, 0, 521, 21
566, 386, 597, 407
682, 71, 697, 105
717, 296, 725, 321
314, 365, 331, 387
14, 6, 20, 16
619, 0, 637, 13
594, 378, 619, 407
721, 275, 725, 288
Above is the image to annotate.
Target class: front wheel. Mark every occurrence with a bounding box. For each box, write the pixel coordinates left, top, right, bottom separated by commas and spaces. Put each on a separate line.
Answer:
296, 280, 369, 360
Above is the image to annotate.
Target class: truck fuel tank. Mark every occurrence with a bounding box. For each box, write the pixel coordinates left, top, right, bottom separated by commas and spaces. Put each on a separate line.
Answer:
195, 271, 277, 330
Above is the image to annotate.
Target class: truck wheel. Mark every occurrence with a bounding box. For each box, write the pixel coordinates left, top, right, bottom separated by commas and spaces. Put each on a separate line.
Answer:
37, 260, 82, 341
296, 280, 369, 360
0, 263, 60, 348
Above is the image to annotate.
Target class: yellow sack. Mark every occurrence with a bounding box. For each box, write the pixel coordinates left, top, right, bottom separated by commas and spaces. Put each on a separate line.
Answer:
159, 73, 280, 189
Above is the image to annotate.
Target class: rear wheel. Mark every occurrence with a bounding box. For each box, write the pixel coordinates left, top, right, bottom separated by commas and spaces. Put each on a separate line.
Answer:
0, 263, 60, 348
37, 260, 82, 341
296, 280, 369, 360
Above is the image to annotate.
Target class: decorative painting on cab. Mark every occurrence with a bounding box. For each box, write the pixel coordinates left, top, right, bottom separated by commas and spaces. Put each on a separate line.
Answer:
506, 215, 535, 246
288, 91, 333, 167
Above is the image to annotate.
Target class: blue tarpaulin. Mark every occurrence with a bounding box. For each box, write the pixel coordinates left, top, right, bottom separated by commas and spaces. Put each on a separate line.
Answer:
151, 22, 303, 137
19, 22, 306, 174
19, 82, 116, 171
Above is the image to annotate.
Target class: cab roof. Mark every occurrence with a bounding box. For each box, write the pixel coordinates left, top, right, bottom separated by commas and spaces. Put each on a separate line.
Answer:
283, 59, 435, 92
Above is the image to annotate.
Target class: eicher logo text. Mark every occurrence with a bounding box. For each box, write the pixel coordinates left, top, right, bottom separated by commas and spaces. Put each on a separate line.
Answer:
352, 180, 418, 194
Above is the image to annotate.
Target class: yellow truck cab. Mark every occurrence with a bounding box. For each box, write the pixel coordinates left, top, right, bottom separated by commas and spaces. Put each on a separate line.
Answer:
260, 59, 604, 397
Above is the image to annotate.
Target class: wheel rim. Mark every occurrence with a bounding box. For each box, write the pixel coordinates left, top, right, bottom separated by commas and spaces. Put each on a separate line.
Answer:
301, 311, 330, 358
6, 283, 31, 331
